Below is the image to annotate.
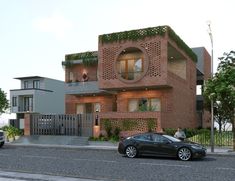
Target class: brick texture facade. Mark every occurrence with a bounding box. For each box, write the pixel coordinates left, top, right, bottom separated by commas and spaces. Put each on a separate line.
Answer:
63, 26, 210, 136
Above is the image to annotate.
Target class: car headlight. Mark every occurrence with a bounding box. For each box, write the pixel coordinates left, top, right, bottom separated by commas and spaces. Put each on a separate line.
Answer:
191, 145, 203, 149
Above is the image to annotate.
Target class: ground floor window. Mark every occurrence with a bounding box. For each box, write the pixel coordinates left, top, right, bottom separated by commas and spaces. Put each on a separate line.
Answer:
76, 102, 101, 114
128, 98, 160, 112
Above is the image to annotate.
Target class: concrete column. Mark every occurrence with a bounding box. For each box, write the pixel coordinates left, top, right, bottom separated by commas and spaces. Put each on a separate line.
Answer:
93, 126, 100, 138
24, 113, 31, 136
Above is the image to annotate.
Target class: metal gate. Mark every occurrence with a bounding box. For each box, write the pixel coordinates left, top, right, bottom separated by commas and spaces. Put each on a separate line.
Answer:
30, 114, 93, 137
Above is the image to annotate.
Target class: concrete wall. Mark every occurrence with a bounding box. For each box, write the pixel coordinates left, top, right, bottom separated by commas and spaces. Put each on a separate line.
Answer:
36, 78, 65, 114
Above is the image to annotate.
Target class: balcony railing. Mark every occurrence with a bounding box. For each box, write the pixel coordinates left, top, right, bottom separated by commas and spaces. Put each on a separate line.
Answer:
18, 106, 33, 112
65, 81, 107, 95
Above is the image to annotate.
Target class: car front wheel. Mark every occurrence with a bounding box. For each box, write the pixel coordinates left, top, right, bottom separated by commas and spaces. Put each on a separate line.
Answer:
125, 145, 137, 158
178, 147, 191, 161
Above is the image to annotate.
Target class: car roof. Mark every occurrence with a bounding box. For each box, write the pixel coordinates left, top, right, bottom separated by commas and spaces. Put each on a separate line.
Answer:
132, 132, 163, 137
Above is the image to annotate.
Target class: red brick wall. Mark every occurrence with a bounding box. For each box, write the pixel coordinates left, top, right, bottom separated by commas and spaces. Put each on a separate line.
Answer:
98, 112, 162, 137
98, 36, 168, 90
65, 94, 115, 114
161, 57, 197, 129
203, 48, 212, 80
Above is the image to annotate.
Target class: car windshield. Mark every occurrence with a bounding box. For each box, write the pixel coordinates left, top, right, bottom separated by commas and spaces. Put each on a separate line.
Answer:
163, 135, 181, 142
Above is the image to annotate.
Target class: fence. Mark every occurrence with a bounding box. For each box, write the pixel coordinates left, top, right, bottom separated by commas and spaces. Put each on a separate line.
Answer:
188, 131, 233, 147
30, 114, 93, 137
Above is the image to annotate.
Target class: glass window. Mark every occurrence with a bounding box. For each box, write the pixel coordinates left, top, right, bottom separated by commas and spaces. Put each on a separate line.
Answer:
33, 80, 40, 89
128, 99, 138, 112
76, 104, 85, 114
117, 48, 144, 80
93, 103, 101, 112
134, 134, 152, 141
152, 134, 167, 143
23, 97, 33, 111
128, 98, 161, 112
24, 81, 28, 89
150, 98, 161, 111
12, 96, 17, 107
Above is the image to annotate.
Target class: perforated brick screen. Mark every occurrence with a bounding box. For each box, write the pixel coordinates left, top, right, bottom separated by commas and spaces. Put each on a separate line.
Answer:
140, 41, 161, 77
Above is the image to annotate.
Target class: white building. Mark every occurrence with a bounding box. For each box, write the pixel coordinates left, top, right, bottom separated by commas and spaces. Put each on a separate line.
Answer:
10, 76, 65, 129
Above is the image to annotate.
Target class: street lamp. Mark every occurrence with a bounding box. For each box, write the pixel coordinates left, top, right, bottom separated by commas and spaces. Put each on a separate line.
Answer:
207, 21, 214, 152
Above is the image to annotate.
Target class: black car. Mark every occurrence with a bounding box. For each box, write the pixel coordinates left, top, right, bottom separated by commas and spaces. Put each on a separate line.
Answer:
118, 132, 206, 161
0, 130, 5, 148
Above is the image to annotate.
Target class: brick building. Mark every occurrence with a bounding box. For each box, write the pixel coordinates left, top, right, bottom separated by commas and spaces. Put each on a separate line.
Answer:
62, 25, 211, 136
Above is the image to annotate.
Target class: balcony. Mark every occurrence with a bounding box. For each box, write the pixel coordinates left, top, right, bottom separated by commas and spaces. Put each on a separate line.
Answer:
18, 106, 33, 112
65, 81, 111, 95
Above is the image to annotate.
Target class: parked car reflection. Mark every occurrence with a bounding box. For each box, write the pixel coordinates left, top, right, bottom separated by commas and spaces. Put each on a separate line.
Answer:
118, 132, 206, 161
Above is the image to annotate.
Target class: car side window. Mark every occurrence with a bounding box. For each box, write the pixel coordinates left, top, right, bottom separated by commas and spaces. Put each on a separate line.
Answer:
134, 134, 152, 141
152, 134, 167, 143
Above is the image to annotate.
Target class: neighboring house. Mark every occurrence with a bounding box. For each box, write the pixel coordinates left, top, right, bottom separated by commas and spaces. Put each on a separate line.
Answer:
62, 25, 211, 135
10, 76, 65, 129
193, 47, 211, 128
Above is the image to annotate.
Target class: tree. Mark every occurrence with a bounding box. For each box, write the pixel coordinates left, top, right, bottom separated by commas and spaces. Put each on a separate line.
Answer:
203, 51, 235, 150
0, 88, 9, 115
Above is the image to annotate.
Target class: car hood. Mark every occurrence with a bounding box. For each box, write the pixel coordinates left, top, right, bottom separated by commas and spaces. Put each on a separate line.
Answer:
174, 140, 205, 148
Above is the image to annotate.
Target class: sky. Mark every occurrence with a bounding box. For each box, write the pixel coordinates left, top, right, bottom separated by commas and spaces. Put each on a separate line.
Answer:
0, 0, 234, 122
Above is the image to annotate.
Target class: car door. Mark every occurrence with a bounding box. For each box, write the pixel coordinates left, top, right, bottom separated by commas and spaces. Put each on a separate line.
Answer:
151, 134, 176, 156
133, 133, 153, 155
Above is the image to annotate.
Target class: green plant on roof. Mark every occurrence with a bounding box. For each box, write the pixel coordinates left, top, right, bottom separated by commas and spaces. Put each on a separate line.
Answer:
64, 51, 98, 67
99, 25, 197, 62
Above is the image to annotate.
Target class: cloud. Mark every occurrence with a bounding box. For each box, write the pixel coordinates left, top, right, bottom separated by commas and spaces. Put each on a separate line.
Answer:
33, 14, 73, 40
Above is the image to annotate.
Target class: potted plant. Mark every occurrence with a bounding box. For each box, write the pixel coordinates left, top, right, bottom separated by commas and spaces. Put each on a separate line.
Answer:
6, 126, 15, 142
14, 128, 22, 140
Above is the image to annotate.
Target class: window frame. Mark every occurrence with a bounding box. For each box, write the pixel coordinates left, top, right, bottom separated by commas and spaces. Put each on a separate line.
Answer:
23, 81, 28, 89
12, 96, 17, 107
117, 56, 144, 80
115, 46, 149, 83
33, 80, 40, 89
128, 98, 161, 112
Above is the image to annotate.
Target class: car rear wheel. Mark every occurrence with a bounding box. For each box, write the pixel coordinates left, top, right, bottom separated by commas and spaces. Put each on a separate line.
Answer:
178, 147, 191, 161
125, 145, 137, 158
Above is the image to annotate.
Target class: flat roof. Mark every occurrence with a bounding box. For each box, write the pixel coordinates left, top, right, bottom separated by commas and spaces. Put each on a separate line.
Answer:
14, 76, 43, 80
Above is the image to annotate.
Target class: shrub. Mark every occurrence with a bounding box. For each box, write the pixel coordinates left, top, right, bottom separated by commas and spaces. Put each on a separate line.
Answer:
113, 127, 121, 137
103, 119, 112, 138
147, 119, 156, 132
163, 128, 176, 136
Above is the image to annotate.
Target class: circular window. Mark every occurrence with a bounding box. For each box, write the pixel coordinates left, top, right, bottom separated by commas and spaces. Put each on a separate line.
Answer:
116, 47, 147, 82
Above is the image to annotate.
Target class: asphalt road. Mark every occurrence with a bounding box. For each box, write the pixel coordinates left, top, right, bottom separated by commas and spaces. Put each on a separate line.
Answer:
0, 145, 235, 181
